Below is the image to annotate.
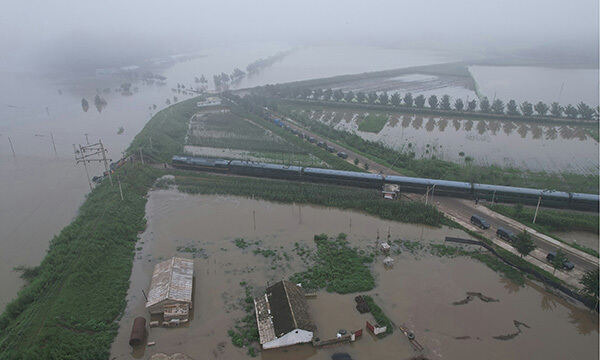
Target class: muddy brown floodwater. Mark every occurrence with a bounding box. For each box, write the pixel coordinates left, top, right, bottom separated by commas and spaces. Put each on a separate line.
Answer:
110, 190, 598, 360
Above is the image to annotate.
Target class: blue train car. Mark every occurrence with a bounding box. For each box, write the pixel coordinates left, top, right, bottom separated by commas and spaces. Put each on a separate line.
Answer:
172, 155, 230, 172
228, 160, 303, 180
302, 167, 384, 188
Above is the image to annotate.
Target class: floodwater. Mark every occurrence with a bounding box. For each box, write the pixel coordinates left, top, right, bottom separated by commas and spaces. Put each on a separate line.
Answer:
302, 108, 599, 174
110, 190, 598, 360
0, 44, 458, 309
469, 66, 600, 107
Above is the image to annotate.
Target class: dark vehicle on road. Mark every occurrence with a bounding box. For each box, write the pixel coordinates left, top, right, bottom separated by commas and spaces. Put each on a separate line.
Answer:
337, 151, 348, 159
317, 141, 326, 148
470, 215, 490, 229
496, 227, 516, 243
546, 251, 575, 270
326, 145, 335, 153
308, 136, 316, 143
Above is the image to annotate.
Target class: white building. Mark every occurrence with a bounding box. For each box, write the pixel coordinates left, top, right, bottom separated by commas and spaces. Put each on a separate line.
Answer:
145, 257, 194, 321
254, 280, 315, 349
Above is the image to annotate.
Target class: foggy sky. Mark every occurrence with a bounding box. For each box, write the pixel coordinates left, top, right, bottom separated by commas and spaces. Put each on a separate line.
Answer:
1, 0, 598, 73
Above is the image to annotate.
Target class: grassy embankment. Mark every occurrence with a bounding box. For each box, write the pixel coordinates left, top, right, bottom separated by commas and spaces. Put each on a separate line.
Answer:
277, 104, 599, 194
488, 204, 599, 257
357, 114, 389, 133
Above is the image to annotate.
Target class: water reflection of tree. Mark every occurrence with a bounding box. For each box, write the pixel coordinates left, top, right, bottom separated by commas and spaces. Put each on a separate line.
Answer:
488, 121, 501, 135
388, 115, 399, 127
572, 127, 588, 141
517, 124, 528, 138
502, 122, 516, 136
438, 118, 448, 132
401, 115, 412, 128
476, 120, 487, 135
412, 116, 423, 130
568, 307, 599, 335
464, 119, 474, 132
425, 118, 436, 132
453, 119, 461, 131
559, 126, 574, 140
540, 291, 558, 311
545, 127, 558, 140
531, 125, 542, 139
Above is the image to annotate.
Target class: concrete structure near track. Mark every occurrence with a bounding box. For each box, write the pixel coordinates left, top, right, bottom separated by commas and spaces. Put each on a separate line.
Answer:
254, 280, 316, 349
146, 257, 194, 320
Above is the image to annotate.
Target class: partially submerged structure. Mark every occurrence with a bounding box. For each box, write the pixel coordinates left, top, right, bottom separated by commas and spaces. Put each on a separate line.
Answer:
254, 280, 315, 349
146, 257, 194, 321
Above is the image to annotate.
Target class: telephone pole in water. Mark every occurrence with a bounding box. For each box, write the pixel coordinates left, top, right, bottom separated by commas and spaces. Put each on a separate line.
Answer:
73, 138, 113, 190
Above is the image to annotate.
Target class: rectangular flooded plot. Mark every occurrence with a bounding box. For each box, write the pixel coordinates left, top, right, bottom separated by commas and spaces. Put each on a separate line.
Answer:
110, 191, 598, 360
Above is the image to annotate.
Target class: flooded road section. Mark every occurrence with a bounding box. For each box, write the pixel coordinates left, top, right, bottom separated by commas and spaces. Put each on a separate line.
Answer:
302, 109, 598, 174
110, 191, 598, 360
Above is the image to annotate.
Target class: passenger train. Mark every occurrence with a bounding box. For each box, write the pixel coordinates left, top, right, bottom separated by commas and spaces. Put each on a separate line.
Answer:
171, 155, 599, 211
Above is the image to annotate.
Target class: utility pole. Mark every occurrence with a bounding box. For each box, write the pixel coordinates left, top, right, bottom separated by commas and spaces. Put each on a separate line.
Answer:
533, 196, 542, 224
84, 133, 90, 145
139, 148, 144, 165
117, 175, 124, 200
149, 136, 153, 150
74, 139, 113, 191
99, 140, 112, 186
8, 136, 16, 158
50, 132, 57, 157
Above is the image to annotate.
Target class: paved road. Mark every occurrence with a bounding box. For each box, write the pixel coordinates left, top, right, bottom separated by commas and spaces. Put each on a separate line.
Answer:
271, 109, 599, 280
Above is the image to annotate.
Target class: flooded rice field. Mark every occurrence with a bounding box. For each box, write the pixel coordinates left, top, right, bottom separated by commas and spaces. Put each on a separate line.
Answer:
110, 190, 598, 360
298, 108, 599, 174
469, 66, 600, 107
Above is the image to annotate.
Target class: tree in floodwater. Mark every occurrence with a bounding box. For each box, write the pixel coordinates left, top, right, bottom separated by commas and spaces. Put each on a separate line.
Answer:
534, 101, 549, 116
577, 102, 595, 120
506, 100, 519, 115
479, 97, 491, 113
403, 92, 414, 107
322, 88, 333, 101
378, 92, 389, 105
491, 99, 505, 114
454, 98, 464, 111
520, 101, 533, 116
414, 94, 426, 108
313, 88, 323, 100
514, 230, 536, 258
550, 249, 568, 274
467, 99, 477, 111
579, 269, 599, 310
550, 102, 563, 117
356, 91, 366, 104
94, 94, 107, 113
367, 92, 378, 104
166, 98, 171, 105
81, 98, 89, 112
564, 104, 578, 119
428, 95, 438, 109
440, 95, 451, 110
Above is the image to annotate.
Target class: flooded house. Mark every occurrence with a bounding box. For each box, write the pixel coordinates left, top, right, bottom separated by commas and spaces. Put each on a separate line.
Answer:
145, 257, 194, 322
254, 280, 316, 349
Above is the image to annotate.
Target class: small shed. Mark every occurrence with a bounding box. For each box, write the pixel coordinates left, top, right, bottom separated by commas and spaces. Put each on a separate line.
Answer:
146, 257, 194, 319
254, 280, 316, 349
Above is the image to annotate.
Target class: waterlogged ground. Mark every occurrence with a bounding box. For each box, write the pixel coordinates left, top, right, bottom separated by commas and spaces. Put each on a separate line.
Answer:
297, 108, 599, 174
469, 66, 600, 107
110, 190, 598, 360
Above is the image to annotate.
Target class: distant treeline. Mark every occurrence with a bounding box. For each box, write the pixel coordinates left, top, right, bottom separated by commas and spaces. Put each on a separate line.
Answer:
255, 85, 599, 122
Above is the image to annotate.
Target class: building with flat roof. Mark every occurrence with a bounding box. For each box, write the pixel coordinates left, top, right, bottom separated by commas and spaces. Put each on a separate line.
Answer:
254, 280, 315, 349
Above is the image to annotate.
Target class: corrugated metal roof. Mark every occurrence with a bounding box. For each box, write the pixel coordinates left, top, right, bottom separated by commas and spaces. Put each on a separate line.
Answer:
146, 257, 194, 308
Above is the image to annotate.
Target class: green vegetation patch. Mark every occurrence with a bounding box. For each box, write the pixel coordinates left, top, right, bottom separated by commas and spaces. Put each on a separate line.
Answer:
228, 284, 259, 357
358, 113, 389, 133
489, 204, 599, 257
0, 164, 160, 359
289, 233, 374, 293
128, 97, 199, 162
174, 170, 446, 227
362, 295, 393, 337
